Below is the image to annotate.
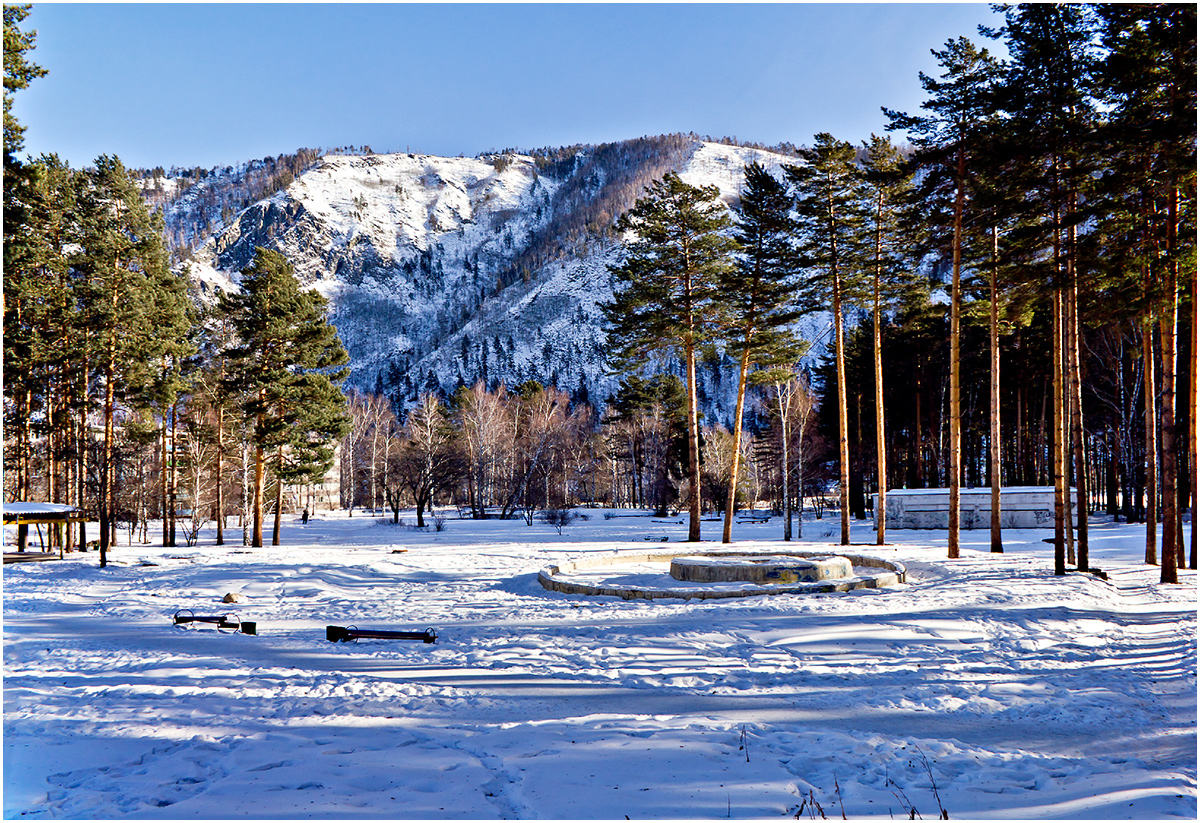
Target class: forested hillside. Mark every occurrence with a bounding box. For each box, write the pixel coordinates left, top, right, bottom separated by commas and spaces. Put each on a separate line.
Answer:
135, 148, 323, 263
159, 135, 810, 420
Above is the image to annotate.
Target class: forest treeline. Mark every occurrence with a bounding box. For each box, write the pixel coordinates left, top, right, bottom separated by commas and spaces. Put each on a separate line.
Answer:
595, 5, 1194, 581
3, 5, 1194, 584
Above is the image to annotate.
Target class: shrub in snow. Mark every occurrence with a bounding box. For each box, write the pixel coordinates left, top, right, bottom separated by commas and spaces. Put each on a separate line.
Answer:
541, 508, 580, 534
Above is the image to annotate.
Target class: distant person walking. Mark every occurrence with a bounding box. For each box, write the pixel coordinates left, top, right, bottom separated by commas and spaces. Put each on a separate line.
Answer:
302, 508, 310, 524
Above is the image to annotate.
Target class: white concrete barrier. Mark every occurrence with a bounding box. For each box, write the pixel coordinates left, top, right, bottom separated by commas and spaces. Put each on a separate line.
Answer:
873, 486, 1076, 530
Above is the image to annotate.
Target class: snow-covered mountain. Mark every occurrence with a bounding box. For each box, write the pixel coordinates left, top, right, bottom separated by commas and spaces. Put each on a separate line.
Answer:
164, 136, 828, 422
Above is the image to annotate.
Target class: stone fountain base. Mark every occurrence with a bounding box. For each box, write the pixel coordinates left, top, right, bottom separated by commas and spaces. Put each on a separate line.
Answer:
669, 554, 853, 584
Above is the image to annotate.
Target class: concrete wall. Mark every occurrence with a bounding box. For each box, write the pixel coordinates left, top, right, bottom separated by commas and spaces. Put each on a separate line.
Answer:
873, 486, 1076, 530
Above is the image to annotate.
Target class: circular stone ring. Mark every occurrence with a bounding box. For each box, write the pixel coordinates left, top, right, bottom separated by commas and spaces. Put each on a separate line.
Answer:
538, 548, 906, 601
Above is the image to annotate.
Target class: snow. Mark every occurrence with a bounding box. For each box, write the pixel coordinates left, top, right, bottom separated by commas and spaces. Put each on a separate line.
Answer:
4, 511, 1195, 819
679, 142, 796, 204
2, 502, 80, 517
173, 141, 827, 417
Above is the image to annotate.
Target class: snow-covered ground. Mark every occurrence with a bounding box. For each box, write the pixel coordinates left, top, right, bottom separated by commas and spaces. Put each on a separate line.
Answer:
4, 511, 1195, 819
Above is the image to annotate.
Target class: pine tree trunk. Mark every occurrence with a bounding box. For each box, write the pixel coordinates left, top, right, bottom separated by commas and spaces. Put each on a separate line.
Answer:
100, 352, 115, 569
779, 388, 792, 542
215, 403, 225, 545
834, 277, 851, 547
685, 336, 702, 542
77, 386, 87, 550
722, 344, 752, 544
1068, 263, 1088, 570
273, 446, 284, 546
1159, 187, 1180, 584
65, 384, 75, 551
161, 398, 170, 546
252, 438, 265, 548
18, 388, 27, 501
1061, 288, 1075, 567
47, 378, 57, 509
989, 225, 1003, 553
242, 441, 251, 544
1190, 262, 1198, 570
169, 401, 178, 547
1144, 314, 1158, 564
874, 230, 887, 546
1053, 288, 1067, 576
947, 147, 965, 560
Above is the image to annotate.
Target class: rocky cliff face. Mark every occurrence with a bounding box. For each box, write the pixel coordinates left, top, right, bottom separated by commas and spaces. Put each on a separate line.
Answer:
169, 137, 827, 423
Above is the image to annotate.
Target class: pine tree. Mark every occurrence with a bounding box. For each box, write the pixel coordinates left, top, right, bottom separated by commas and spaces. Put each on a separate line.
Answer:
885, 38, 1002, 559
786, 133, 866, 547
987, 5, 1100, 574
221, 248, 350, 547
602, 173, 736, 541
718, 162, 805, 543
1093, 3, 1197, 580
3, 155, 77, 503
3, 4, 45, 165
860, 134, 917, 545
2, 5, 50, 503
74, 155, 185, 566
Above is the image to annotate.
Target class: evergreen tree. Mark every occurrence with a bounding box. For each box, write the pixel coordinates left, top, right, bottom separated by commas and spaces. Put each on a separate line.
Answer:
786, 133, 866, 546
605, 374, 689, 515
860, 134, 917, 545
221, 248, 350, 547
3, 155, 77, 503
602, 173, 736, 540
718, 162, 805, 543
3, 4, 45, 164
885, 38, 1002, 559
988, 5, 1100, 574
74, 156, 186, 566
2, 5, 51, 503
1093, 3, 1197, 580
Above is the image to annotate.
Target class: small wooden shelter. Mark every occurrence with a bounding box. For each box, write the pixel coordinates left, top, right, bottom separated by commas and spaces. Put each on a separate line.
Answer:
3, 502, 86, 562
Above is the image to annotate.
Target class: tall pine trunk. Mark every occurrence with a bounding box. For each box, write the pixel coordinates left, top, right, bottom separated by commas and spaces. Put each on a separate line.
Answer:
722, 345, 752, 543
160, 412, 170, 545
1158, 187, 1180, 584
1062, 287, 1075, 567
1159, 305, 1179, 584
833, 273, 851, 547
1053, 288, 1067, 576
1185, 261, 1195, 571
252, 439, 265, 548
1144, 314, 1158, 564
778, 387, 793, 542
100, 350, 115, 569
215, 402, 225, 545
989, 224, 1003, 553
169, 401, 178, 546
273, 445, 284, 546
77, 371, 88, 551
1068, 278, 1088, 569
685, 335, 702, 542
947, 146, 965, 560
873, 209, 887, 546
1190, 262, 1198, 570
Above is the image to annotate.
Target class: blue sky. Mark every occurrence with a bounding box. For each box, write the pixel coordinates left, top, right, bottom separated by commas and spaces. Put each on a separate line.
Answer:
13, 3, 1004, 170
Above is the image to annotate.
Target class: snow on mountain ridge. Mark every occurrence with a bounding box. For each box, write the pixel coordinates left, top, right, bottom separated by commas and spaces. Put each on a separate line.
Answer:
173, 138, 813, 418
